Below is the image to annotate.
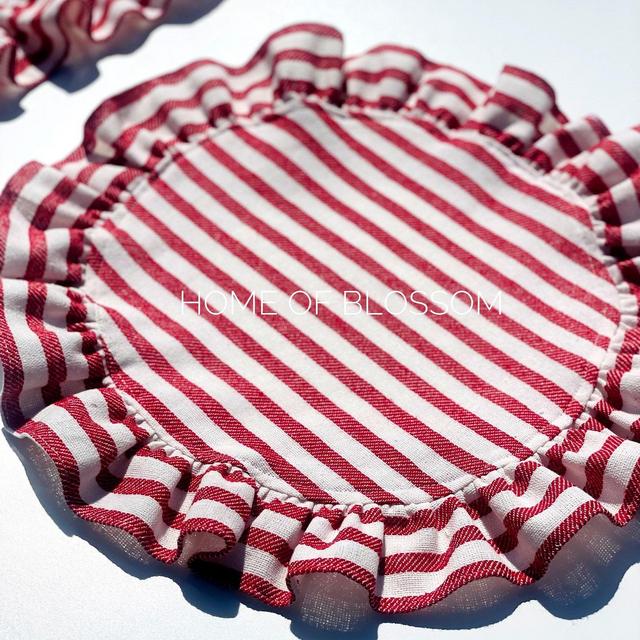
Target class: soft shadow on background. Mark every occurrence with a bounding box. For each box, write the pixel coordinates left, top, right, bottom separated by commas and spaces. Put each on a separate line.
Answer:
8, 433, 640, 640
0, 0, 225, 122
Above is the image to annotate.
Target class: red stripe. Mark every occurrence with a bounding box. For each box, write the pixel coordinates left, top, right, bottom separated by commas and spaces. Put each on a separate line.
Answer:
413, 99, 462, 128
238, 572, 293, 607
583, 433, 623, 499
344, 66, 415, 87
24, 174, 77, 282
486, 90, 544, 129
602, 138, 640, 178
0, 281, 26, 426
421, 76, 478, 110
288, 557, 377, 592
245, 528, 296, 564
503, 66, 556, 102
0, 161, 41, 270
24, 281, 65, 406
300, 526, 382, 553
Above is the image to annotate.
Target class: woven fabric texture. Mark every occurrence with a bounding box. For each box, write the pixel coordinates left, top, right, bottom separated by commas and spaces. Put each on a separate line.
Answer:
0, 0, 170, 92
2, 23, 640, 614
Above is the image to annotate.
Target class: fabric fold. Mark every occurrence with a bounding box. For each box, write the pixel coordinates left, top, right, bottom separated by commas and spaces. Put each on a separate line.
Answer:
0, 0, 171, 93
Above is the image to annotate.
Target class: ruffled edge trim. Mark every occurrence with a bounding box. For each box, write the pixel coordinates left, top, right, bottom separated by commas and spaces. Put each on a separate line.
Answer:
2, 22, 640, 614
0, 0, 170, 92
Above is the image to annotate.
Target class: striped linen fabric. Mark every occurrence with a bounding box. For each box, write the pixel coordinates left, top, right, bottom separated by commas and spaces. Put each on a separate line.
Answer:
0, 0, 170, 92
2, 22, 640, 613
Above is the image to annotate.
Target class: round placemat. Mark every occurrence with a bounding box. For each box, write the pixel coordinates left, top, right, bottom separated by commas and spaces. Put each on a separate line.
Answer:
2, 23, 640, 613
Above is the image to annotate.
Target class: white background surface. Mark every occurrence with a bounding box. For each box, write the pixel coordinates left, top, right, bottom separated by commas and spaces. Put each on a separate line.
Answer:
2, 1, 640, 638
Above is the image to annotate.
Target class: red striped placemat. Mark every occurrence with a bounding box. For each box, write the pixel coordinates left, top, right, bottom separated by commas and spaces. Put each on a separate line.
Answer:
2, 23, 640, 613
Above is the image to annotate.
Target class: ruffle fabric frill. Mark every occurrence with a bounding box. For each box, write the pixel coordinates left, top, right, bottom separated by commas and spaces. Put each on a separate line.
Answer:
0, 0, 170, 92
2, 23, 640, 614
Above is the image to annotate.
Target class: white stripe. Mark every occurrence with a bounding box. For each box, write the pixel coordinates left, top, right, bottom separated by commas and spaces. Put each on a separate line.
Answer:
599, 440, 639, 512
